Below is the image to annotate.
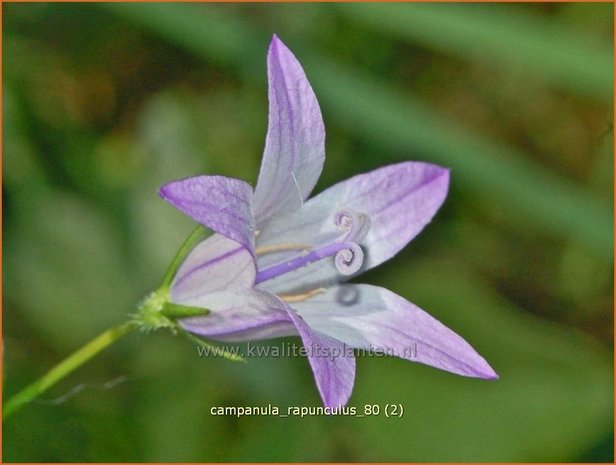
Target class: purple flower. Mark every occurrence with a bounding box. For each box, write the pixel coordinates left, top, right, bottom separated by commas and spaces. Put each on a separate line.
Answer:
159, 35, 497, 407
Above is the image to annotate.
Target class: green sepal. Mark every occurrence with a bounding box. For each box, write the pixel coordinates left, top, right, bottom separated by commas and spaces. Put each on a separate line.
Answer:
133, 289, 211, 332
161, 302, 210, 319
185, 333, 246, 363
160, 225, 208, 290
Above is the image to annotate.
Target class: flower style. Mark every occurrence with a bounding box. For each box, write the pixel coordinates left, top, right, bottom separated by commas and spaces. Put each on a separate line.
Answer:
159, 35, 497, 407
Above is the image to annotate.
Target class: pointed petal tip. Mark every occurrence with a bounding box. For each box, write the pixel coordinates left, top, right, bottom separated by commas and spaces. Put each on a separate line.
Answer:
158, 182, 171, 199
454, 338, 498, 380
268, 34, 295, 66
158, 181, 180, 204
420, 163, 450, 196
442, 165, 451, 181
318, 376, 355, 410
482, 366, 499, 380
268, 34, 285, 53
425, 161, 450, 181
323, 398, 352, 410
469, 358, 499, 380
440, 167, 451, 194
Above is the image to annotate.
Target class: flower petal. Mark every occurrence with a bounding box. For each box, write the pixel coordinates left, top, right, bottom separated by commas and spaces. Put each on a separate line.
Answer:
284, 306, 356, 408
253, 35, 325, 223
171, 234, 255, 301
292, 284, 498, 379
159, 175, 256, 256
171, 235, 294, 341
177, 288, 296, 342
257, 162, 449, 293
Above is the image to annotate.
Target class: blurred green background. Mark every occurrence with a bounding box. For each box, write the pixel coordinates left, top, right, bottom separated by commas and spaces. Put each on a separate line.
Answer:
3, 2, 614, 462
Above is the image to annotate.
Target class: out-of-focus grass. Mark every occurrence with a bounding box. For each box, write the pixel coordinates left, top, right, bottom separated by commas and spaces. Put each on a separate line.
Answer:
3, 3, 613, 462
103, 2, 614, 255
340, 3, 613, 99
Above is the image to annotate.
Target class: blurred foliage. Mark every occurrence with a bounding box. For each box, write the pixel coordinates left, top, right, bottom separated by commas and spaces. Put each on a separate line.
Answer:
3, 3, 613, 462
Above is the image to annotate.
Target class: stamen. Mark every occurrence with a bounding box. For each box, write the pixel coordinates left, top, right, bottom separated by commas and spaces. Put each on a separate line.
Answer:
279, 288, 325, 303
256, 243, 312, 256
255, 241, 361, 284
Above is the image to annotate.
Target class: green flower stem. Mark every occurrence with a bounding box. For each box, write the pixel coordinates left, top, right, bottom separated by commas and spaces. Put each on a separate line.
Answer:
3, 321, 137, 420
4, 226, 209, 420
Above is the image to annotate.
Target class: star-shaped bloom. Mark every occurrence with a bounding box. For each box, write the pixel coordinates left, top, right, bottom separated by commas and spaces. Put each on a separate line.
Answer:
159, 35, 497, 407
